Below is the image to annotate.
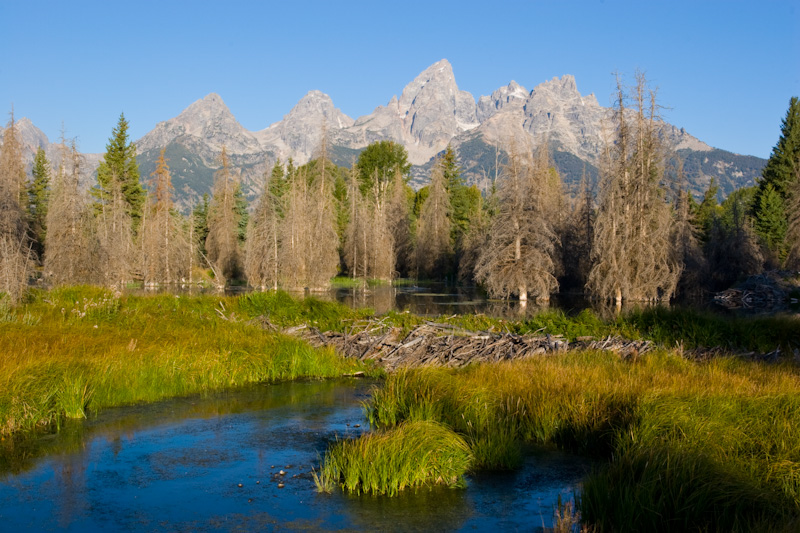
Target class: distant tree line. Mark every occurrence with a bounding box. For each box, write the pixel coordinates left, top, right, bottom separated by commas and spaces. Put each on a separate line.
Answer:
1, 79, 798, 304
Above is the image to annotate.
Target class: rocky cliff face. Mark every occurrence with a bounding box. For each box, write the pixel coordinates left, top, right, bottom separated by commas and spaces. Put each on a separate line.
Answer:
5, 59, 761, 210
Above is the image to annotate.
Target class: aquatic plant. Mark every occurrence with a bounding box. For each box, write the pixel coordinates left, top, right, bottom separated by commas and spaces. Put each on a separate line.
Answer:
314, 420, 472, 496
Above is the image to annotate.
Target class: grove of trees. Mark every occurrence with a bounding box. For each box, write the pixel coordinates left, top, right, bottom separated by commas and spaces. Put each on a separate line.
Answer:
1, 82, 798, 304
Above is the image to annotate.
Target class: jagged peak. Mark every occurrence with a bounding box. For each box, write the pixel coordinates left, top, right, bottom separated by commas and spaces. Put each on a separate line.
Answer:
180, 92, 234, 119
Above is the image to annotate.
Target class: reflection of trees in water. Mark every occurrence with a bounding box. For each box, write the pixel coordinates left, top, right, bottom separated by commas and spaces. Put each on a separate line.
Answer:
337, 288, 397, 315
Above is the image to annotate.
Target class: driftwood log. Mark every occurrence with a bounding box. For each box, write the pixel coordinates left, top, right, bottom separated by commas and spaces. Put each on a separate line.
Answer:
281, 319, 652, 371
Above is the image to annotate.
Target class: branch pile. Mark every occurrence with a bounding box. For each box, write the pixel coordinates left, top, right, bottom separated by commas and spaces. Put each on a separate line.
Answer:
283, 319, 652, 371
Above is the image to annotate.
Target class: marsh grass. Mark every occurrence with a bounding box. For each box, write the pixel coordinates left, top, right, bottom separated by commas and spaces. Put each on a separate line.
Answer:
314, 420, 472, 496
0, 287, 375, 436
363, 351, 800, 530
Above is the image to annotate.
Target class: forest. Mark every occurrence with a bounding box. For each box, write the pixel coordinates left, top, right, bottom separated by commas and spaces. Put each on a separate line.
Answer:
1, 76, 799, 309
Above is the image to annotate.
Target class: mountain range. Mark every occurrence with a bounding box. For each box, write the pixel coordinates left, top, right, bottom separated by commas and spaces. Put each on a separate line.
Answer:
2, 59, 767, 211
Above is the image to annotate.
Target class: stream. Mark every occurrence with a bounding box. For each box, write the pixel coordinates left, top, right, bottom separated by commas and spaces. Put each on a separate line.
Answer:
0, 379, 589, 532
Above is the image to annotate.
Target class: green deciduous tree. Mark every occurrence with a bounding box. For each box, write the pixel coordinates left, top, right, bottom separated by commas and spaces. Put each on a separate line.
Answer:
355, 140, 411, 198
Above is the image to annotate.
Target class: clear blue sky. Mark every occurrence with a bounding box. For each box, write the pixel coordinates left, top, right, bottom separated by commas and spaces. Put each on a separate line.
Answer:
1, 0, 797, 158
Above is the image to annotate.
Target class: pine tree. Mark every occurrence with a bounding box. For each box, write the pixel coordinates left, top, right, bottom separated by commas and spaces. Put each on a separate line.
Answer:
753, 97, 800, 260
28, 146, 51, 259
94, 113, 145, 231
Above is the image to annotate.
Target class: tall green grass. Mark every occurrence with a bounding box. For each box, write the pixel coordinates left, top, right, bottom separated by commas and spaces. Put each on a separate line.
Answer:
0, 287, 376, 436
314, 420, 472, 496
362, 351, 800, 530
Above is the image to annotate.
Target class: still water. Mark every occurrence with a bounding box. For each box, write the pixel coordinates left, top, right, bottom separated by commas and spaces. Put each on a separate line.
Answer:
0, 380, 588, 532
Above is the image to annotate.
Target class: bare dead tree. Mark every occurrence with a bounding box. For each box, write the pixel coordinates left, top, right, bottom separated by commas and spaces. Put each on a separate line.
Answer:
141, 149, 191, 286
206, 147, 242, 284
343, 165, 370, 279
0, 112, 33, 301
474, 142, 559, 302
560, 174, 595, 289
0, 111, 27, 245
279, 164, 309, 289
413, 159, 453, 279
245, 165, 281, 290
305, 135, 340, 289
44, 140, 97, 286
96, 174, 134, 289
669, 158, 705, 294
786, 166, 800, 269
586, 73, 680, 303
386, 168, 412, 277
457, 193, 488, 283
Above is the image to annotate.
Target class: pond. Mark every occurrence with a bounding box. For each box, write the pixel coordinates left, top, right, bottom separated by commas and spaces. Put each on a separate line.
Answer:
0, 379, 589, 532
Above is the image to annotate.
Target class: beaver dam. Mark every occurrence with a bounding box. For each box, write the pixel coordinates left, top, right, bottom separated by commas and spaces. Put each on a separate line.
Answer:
279, 319, 651, 371
273, 317, 790, 370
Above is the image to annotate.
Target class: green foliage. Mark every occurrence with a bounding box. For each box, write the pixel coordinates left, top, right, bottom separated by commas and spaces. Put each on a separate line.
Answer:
355, 141, 411, 197
694, 178, 720, 242
93, 113, 145, 229
754, 183, 788, 255
233, 183, 248, 243
315, 420, 472, 495
27, 146, 50, 255
192, 194, 210, 257
754, 97, 800, 260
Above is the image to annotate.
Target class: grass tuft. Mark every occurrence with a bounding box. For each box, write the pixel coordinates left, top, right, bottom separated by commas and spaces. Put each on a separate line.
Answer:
314, 420, 472, 496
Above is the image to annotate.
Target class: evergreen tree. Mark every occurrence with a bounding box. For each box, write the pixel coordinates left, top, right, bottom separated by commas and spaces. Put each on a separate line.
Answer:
28, 146, 51, 258
754, 183, 787, 260
192, 194, 210, 258
94, 113, 145, 231
753, 97, 800, 260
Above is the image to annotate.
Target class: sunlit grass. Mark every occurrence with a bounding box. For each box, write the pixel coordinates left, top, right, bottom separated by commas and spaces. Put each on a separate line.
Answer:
0, 287, 376, 436
363, 351, 800, 530
314, 420, 472, 496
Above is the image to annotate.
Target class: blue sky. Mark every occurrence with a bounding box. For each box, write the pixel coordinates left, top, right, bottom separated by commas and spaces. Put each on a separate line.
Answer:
1, 0, 797, 158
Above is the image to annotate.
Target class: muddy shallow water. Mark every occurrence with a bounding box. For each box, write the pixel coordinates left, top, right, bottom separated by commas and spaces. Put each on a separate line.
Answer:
0, 379, 589, 532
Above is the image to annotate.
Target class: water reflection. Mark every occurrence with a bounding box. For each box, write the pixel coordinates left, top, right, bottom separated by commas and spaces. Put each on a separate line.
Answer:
0, 380, 588, 532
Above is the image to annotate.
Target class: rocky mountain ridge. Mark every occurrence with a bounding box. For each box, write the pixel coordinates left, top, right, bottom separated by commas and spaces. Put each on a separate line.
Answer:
2, 59, 765, 210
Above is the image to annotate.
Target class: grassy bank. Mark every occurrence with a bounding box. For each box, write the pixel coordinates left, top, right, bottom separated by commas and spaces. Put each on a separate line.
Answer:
0, 287, 376, 436
358, 351, 800, 531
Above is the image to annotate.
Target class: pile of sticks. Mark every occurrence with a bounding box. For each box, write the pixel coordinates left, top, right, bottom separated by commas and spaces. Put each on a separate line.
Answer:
285, 319, 652, 371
